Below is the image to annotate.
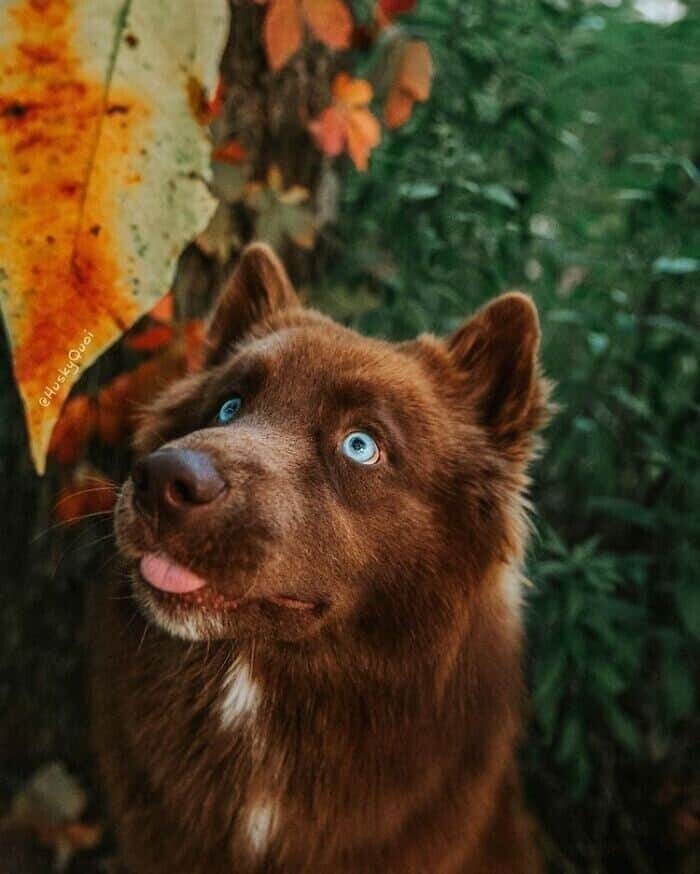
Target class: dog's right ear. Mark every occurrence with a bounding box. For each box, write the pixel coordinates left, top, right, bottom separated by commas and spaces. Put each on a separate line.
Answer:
204, 243, 300, 365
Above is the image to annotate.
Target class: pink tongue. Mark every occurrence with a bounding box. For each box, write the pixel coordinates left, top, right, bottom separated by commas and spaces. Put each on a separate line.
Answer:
140, 554, 208, 594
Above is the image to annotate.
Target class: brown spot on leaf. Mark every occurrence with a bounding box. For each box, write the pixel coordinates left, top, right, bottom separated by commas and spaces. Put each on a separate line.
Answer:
1, 101, 28, 118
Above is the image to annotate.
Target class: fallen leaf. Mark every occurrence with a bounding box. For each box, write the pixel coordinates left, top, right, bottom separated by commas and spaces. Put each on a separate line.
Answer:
0, 0, 230, 473
258, 0, 352, 70
11, 762, 86, 826
309, 73, 381, 170
245, 165, 317, 249
384, 39, 433, 129
6, 761, 103, 871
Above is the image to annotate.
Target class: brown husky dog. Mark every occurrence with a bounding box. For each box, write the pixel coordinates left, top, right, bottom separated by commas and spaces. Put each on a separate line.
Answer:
92, 243, 548, 873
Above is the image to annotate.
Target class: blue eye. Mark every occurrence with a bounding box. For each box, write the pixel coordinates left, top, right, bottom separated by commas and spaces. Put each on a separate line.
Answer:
341, 431, 380, 465
217, 396, 242, 424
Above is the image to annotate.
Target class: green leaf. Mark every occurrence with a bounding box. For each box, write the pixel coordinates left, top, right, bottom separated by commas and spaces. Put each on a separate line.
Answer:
481, 184, 519, 210
652, 257, 700, 275
398, 182, 440, 200
605, 705, 641, 754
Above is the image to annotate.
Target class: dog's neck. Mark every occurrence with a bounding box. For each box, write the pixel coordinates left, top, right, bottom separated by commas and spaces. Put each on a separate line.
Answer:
213, 560, 524, 755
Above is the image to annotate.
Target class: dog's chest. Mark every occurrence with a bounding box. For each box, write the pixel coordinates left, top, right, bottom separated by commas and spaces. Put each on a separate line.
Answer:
99, 605, 289, 869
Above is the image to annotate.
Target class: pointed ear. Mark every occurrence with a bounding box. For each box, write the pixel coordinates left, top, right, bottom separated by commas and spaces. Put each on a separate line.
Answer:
449, 292, 548, 453
204, 243, 300, 365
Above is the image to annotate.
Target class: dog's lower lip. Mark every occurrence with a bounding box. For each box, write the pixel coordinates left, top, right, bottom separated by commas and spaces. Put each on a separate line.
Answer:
139, 553, 208, 594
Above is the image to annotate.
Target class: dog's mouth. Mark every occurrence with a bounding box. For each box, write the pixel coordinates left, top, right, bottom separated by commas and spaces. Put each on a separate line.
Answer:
137, 552, 319, 613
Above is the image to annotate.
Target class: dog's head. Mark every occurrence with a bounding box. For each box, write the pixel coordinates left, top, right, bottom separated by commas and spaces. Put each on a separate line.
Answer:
115, 244, 548, 657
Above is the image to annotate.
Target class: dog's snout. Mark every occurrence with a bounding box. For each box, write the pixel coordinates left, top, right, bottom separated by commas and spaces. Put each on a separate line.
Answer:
132, 448, 226, 517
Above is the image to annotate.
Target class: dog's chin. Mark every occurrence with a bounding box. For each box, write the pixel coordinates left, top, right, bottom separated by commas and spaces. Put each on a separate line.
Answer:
130, 570, 238, 642
127, 552, 330, 644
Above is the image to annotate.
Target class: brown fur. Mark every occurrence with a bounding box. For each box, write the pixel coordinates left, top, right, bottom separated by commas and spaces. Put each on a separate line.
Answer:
91, 244, 549, 873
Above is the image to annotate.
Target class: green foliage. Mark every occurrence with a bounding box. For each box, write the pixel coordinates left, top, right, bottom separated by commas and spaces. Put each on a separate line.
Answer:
321, 0, 700, 869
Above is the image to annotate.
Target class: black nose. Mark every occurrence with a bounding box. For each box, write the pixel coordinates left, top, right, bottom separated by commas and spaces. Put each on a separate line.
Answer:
131, 448, 226, 518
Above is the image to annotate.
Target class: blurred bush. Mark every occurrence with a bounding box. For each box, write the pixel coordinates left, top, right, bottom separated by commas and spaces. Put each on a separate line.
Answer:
320, 0, 699, 869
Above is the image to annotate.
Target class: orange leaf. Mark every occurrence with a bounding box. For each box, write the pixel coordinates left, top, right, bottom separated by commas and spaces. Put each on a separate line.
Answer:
345, 107, 381, 171
264, 0, 304, 70
48, 395, 97, 467
301, 0, 353, 51
308, 106, 346, 156
149, 292, 174, 323
384, 89, 414, 129
332, 72, 373, 107
213, 139, 248, 165
384, 40, 433, 129
309, 74, 381, 170
125, 324, 175, 352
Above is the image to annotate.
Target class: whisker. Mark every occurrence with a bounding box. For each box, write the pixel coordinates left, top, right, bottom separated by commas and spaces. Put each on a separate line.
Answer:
53, 485, 118, 510
137, 622, 149, 654
32, 510, 114, 543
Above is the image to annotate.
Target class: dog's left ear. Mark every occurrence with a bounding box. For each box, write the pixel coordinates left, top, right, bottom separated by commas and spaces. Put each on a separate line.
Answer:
449, 292, 547, 455
204, 243, 300, 365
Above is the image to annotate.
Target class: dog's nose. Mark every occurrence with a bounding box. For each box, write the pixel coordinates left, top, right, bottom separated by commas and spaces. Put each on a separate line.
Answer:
132, 449, 226, 517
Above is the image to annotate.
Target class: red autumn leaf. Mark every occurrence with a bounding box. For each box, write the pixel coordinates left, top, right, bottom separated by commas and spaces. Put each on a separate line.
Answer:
309, 107, 346, 157
125, 323, 175, 352
384, 39, 433, 129
379, 0, 417, 17
260, 0, 304, 71
309, 74, 381, 170
48, 395, 97, 467
258, 0, 352, 71
149, 292, 174, 323
213, 139, 248, 165
54, 466, 116, 524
